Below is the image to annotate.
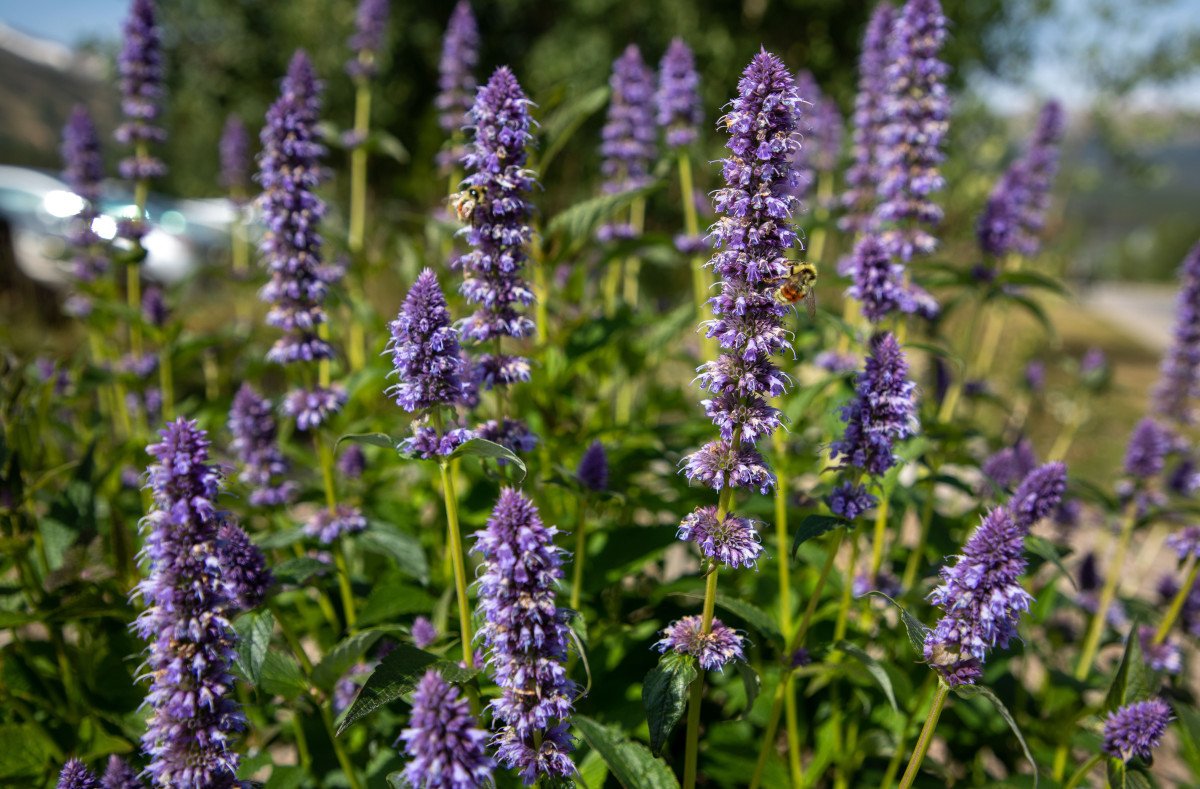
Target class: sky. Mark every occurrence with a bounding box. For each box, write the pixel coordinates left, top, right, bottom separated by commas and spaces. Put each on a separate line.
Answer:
2, 0, 1199, 111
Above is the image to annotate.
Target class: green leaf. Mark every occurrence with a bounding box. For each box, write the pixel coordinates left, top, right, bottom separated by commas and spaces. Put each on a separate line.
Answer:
259, 650, 307, 700
835, 641, 898, 712
336, 644, 479, 734
312, 627, 398, 691
537, 85, 608, 176
233, 608, 275, 686
445, 438, 527, 480
573, 715, 681, 789
545, 186, 657, 258
867, 592, 930, 657
370, 130, 409, 164
1025, 536, 1077, 591
953, 684, 1038, 787
264, 764, 307, 789
0, 723, 55, 778
791, 515, 849, 559
357, 571, 438, 626
255, 527, 306, 550
337, 432, 396, 450
642, 652, 697, 755
713, 594, 781, 643
360, 525, 430, 584
1105, 627, 1155, 712
273, 557, 329, 586
736, 661, 761, 715
1007, 293, 1056, 340
996, 269, 1069, 297
1107, 756, 1127, 789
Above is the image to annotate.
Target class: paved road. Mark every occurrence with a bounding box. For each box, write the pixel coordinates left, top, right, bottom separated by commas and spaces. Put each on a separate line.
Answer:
1080, 282, 1177, 352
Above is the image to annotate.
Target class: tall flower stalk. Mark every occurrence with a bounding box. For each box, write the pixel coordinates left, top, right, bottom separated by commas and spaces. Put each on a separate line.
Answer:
671, 50, 800, 789
436, 1, 479, 187
258, 51, 361, 628
343, 0, 390, 371
1152, 241, 1200, 427
456, 66, 538, 457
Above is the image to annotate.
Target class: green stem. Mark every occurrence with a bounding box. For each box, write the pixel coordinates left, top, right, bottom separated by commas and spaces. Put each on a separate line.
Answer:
1063, 753, 1105, 789
438, 459, 475, 669
319, 700, 365, 789
783, 674, 803, 786
898, 680, 950, 789
880, 675, 936, 789
269, 600, 314, 673
348, 82, 372, 256
622, 197, 647, 306
158, 345, 174, 421
683, 558, 721, 789
773, 430, 792, 644
571, 499, 588, 612
1155, 555, 1199, 645
1075, 500, 1138, 681
318, 439, 355, 631
868, 490, 891, 580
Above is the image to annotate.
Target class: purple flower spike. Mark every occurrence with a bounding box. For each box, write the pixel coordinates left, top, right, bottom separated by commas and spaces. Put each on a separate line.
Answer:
116, 0, 166, 181
976, 100, 1065, 258
60, 107, 108, 284
472, 489, 576, 783
925, 507, 1032, 686
1153, 243, 1200, 425
678, 506, 763, 569
258, 50, 339, 384
283, 385, 347, 432
847, 233, 909, 322
1103, 699, 1172, 762
338, 444, 366, 479
875, 0, 950, 261
412, 616, 437, 649
1008, 461, 1067, 530
436, 1, 479, 136
656, 615, 745, 671
229, 383, 297, 507
305, 504, 367, 544
346, 0, 390, 79
1124, 417, 1170, 480
217, 522, 273, 610
219, 115, 251, 199
101, 756, 142, 789
388, 268, 467, 413
136, 419, 244, 787
1138, 625, 1181, 674
1168, 526, 1200, 560
656, 38, 702, 149
399, 669, 494, 789
683, 440, 775, 494
577, 440, 609, 492
58, 760, 99, 789
601, 44, 657, 195
830, 332, 919, 477
829, 481, 878, 521
981, 439, 1038, 494
810, 90, 844, 178
840, 2, 896, 234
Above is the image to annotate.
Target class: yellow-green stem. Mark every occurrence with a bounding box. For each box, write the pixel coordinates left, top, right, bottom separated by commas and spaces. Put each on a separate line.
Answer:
318, 324, 332, 389
1063, 753, 1105, 789
333, 543, 357, 633
1155, 556, 1199, 645
682, 559, 721, 789
438, 460, 475, 669
348, 82, 372, 255
622, 197, 647, 306
880, 675, 936, 789
1074, 501, 1139, 680
158, 346, 174, 421
533, 233, 549, 346
898, 680, 950, 789
571, 499, 588, 612
320, 692, 365, 789
784, 674, 803, 786
127, 263, 143, 360
868, 491, 891, 580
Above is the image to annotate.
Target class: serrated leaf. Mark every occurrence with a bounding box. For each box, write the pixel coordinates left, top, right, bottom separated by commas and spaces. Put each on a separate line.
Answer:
1105, 626, 1155, 712
954, 684, 1038, 787
312, 627, 397, 691
337, 432, 396, 450
867, 592, 930, 656
836, 641, 898, 712
713, 594, 781, 643
273, 557, 329, 586
791, 515, 849, 559
1025, 535, 1077, 591
360, 525, 429, 584
233, 608, 275, 686
445, 438, 527, 480
573, 715, 681, 789
259, 650, 307, 699
335, 644, 478, 734
642, 652, 696, 755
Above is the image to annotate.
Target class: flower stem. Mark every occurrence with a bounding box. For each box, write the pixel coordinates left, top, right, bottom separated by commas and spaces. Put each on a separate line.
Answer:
318, 438, 355, 632
898, 679, 950, 789
348, 82, 372, 256
1075, 500, 1139, 680
622, 197, 647, 306
1155, 555, 1199, 645
319, 687, 365, 789
438, 459, 475, 669
683, 557, 720, 789
1062, 753, 1105, 789
571, 499, 588, 612
158, 345, 174, 421
868, 489, 891, 580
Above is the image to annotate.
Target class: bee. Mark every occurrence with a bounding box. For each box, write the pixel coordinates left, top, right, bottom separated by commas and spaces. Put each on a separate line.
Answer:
773, 260, 818, 318
451, 185, 487, 224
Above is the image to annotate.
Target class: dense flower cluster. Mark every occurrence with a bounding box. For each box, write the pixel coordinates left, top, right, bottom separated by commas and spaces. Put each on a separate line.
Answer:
435, 1, 479, 172
791, 70, 842, 200
472, 489, 575, 783
102, 757, 142, 789
1124, 417, 1170, 480
830, 332, 918, 476
257, 51, 346, 430
61, 107, 108, 286
1168, 525, 1200, 559
846, 233, 909, 321
875, 0, 950, 261
577, 440, 610, 492
398, 669, 494, 789
57, 760, 99, 789
677, 506, 763, 569
829, 481, 878, 520
924, 507, 1031, 686
228, 383, 296, 507
840, 2, 896, 234
656, 38, 702, 149
1103, 699, 1172, 762
1008, 461, 1067, 529
304, 504, 368, 544
600, 44, 656, 196
981, 438, 1038, 493
116, 0, 166, 182
1152, 242, 1200, 425
135, 420, 243, 786
216, 522, 273, 611
388, 269, 467, 413
656, 615, 746, 670
976, 100, 1065, 258
346, 0, 389, 79
219, 115, 251, 199
412, 616, 437, 649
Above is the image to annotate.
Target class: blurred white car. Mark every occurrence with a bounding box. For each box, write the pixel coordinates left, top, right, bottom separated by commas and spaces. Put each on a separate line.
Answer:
0, 165, 235, 286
